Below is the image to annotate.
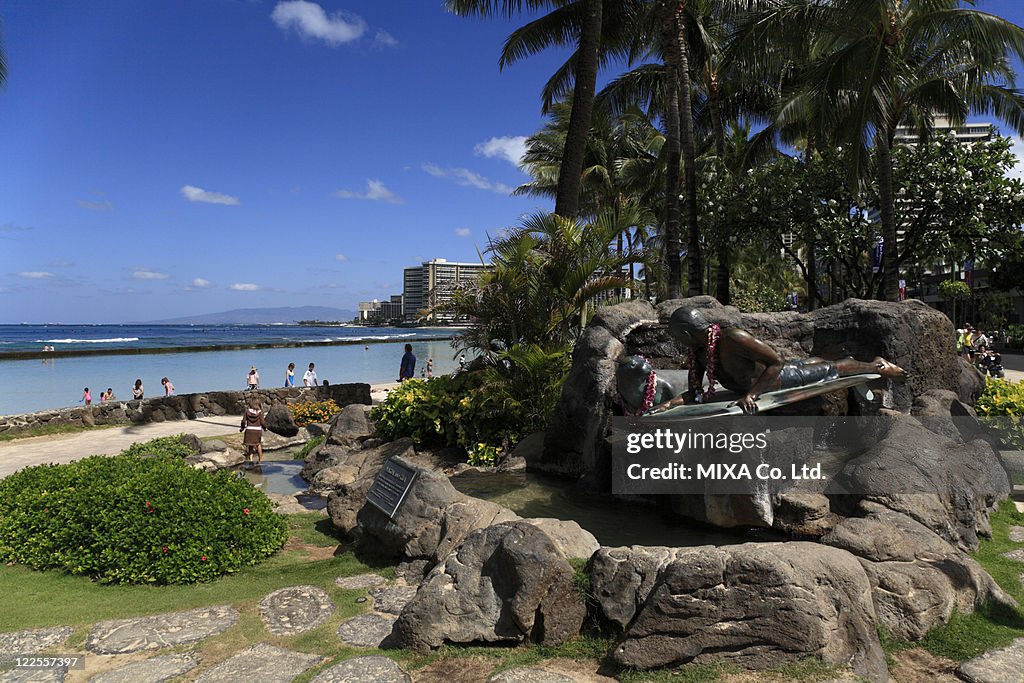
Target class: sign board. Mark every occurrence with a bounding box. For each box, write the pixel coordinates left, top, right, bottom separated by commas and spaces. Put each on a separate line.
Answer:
366, 457, 418, 518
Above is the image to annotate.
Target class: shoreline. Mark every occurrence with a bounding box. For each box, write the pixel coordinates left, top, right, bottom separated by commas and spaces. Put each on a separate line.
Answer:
0, 335, 456, 362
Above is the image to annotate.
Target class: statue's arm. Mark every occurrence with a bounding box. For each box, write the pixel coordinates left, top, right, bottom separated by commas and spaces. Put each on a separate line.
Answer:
729, 330, 783, 412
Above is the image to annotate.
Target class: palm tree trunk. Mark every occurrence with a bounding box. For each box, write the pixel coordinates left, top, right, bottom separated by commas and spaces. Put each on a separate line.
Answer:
710, 83, 729, 304
877, 133, 899, 302
659, 1, 683, 299
675, 3, 701, 297
554, 0, 601, 219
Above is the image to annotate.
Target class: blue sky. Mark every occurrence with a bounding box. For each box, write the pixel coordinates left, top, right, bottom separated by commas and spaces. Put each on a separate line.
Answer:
2, 0, 1024, 323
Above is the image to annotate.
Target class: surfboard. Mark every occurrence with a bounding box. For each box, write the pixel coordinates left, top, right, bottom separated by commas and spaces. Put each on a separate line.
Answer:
641, 373, 882, 420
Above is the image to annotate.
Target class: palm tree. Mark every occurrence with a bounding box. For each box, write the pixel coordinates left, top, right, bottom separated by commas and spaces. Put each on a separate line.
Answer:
745, 0, 1024, 301
445, 0, 606, 219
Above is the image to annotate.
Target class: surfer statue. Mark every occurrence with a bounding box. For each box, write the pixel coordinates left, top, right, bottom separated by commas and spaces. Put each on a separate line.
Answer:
644, 306, 905, 415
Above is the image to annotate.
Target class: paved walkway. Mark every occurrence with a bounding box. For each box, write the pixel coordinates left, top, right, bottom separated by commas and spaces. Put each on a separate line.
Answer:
0, 415, 240, 479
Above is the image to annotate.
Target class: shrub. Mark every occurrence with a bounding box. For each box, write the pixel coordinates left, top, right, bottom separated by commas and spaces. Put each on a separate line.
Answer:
0, 449, 288, 584
119, 434, 196, 459
976, 378, 1024, 449
290, 399, 341, 426
370, 344, 570, 462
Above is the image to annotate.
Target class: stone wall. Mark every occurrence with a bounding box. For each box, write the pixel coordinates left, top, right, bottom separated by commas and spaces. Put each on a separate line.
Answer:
0, 383, 371, 437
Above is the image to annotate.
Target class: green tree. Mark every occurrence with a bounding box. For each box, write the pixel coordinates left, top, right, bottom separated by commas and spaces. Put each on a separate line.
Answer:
440, 210, 642, 351
752, 0, 1024, 301
446, 0, 614, 219
939, 279, 972, 327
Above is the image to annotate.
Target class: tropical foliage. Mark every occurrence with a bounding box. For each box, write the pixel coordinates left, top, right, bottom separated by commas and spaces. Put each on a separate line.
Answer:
290, 399, 341, 426
976, 378, 1024, 449
0, 442, 287, 584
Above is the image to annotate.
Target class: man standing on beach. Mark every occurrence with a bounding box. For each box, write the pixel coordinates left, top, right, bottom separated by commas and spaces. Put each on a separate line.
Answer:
303, 363, 318, 386
399, 344, 416, 381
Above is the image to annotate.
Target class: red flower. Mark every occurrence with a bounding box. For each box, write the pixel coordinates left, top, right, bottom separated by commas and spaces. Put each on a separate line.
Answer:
201, 555, 207, 562
242, 508, 250, 516
145, 501, 151, 507
162, 546, 168, 553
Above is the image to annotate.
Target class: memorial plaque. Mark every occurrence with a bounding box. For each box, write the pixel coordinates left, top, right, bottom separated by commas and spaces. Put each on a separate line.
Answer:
366, 457, 418, 518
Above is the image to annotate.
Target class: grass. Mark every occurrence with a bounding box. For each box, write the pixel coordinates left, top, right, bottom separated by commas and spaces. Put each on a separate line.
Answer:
0, 422, 120, 443
912, 498, 1024, 661
296, 435, 325, 460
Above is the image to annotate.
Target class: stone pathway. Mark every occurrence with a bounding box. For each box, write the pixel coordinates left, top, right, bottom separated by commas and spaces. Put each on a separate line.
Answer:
0, 668, 66, 682
311, 655, 410, 683
489, 669, 577, 683
0, 628, 74, 658
335, 573, 387, 590
259, 586, 335, 636
85, 606, 239, 654
1009, 525, 1024, 543
957, 637, 1024, 682
194, 644, 324, 683
87, 653, 198, 683
367, 586, 417, 615
1001, 548, 1024, 563
336, 614, 398, 648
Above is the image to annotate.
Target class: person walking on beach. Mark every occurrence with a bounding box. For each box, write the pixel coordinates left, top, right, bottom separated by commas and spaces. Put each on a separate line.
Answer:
399, 344, 416, 381
303, 363, 318, 386
247, 366, 260, 390
132, 379, 144, 400
82, 388, 92, 406
426, 358, 434, 379
240, 398, 265, 466
161, 377, 175, 396
285, 363, 295, 387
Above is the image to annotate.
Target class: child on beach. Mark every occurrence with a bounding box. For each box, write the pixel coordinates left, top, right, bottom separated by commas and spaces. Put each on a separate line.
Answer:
132, 379, 144, 400
247, 366, 260, 390
285, 363, 295, 387
240, 398, 265, 466
82, 388, 91, 406
161, 377, 174, 396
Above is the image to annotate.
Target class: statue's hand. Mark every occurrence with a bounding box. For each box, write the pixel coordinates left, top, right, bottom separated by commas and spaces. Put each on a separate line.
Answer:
733, 394, 759, 415
646, 396, 686, 415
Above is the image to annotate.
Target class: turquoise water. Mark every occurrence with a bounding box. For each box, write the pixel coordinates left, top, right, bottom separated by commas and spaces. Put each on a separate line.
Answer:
0, 338, 462, 415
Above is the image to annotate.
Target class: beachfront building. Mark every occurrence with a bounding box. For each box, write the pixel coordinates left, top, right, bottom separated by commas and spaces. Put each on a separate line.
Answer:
402, 259, 490, 323
357, 294, 404, 324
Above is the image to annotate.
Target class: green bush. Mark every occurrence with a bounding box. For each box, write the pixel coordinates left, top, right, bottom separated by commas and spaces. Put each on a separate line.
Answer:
119, 434, 196, 459
976, 378, 1024, 449
370, 344, 570, 462
0, 447, 288, 584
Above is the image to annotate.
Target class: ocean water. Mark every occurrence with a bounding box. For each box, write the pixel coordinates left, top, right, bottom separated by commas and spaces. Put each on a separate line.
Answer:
0, 325, 464, 415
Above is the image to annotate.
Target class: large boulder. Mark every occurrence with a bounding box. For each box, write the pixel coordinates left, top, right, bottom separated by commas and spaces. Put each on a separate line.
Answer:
393, 521, 586, 651
327, 404, 373, 447
544, 297, 970, 482
822, 502, 1014, 641
355, 457, 519, 568
264, 404, 298, 437
601, 542, 888, 682
326, 439, 417, 533
834, 415, 1009, 550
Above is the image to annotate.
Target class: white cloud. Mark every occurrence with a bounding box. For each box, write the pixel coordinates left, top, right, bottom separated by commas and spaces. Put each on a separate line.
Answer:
455, 227, 471, 237
421, 163, 514, 194
335, 253, 349, 262
181, 185, 240, 205
373, 29, 399, 48
1008, 135, 1024, 180
133, 269, 169, 281
334, 179, 404, 204
18, 271, 54, 279
76, 198, 115, 212
192, 277, 213, 288
230, 283, 260, 291
271, 1, 366, 46
49, 260, 74, 268
474, 136, 528, 167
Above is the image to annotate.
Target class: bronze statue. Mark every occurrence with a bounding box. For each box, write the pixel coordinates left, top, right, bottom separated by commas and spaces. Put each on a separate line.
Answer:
650, 306, 905, 415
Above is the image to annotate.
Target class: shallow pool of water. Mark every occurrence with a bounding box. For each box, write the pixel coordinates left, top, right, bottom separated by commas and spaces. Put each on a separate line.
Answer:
232, 459, 309, 496
450, 470, 756, 547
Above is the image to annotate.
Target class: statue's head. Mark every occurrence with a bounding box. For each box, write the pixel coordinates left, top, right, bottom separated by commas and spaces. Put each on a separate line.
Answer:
668, 306, 710, 348
616, 355, 654, 411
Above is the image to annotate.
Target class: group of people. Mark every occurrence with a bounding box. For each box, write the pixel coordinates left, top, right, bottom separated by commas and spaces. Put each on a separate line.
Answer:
81, 376, 175, 405
246, 362, 320, 390
957, 325, 1005, 378
81, 387, 115, 405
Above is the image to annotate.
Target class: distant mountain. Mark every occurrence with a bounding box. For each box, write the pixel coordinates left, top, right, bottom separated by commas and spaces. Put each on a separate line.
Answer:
147, 307, 357, 325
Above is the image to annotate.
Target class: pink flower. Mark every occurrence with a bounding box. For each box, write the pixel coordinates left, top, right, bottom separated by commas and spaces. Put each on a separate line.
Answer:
201, 555, 207, 562
162, 546, 168, 553
242, 508, 250, 516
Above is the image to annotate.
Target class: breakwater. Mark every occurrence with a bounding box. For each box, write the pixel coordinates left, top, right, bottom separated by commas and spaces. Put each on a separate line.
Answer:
0, 383, 370, 437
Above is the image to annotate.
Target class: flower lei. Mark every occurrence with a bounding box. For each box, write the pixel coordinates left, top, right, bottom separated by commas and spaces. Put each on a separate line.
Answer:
689, 323, 720, 403
617, 355, 658, 415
